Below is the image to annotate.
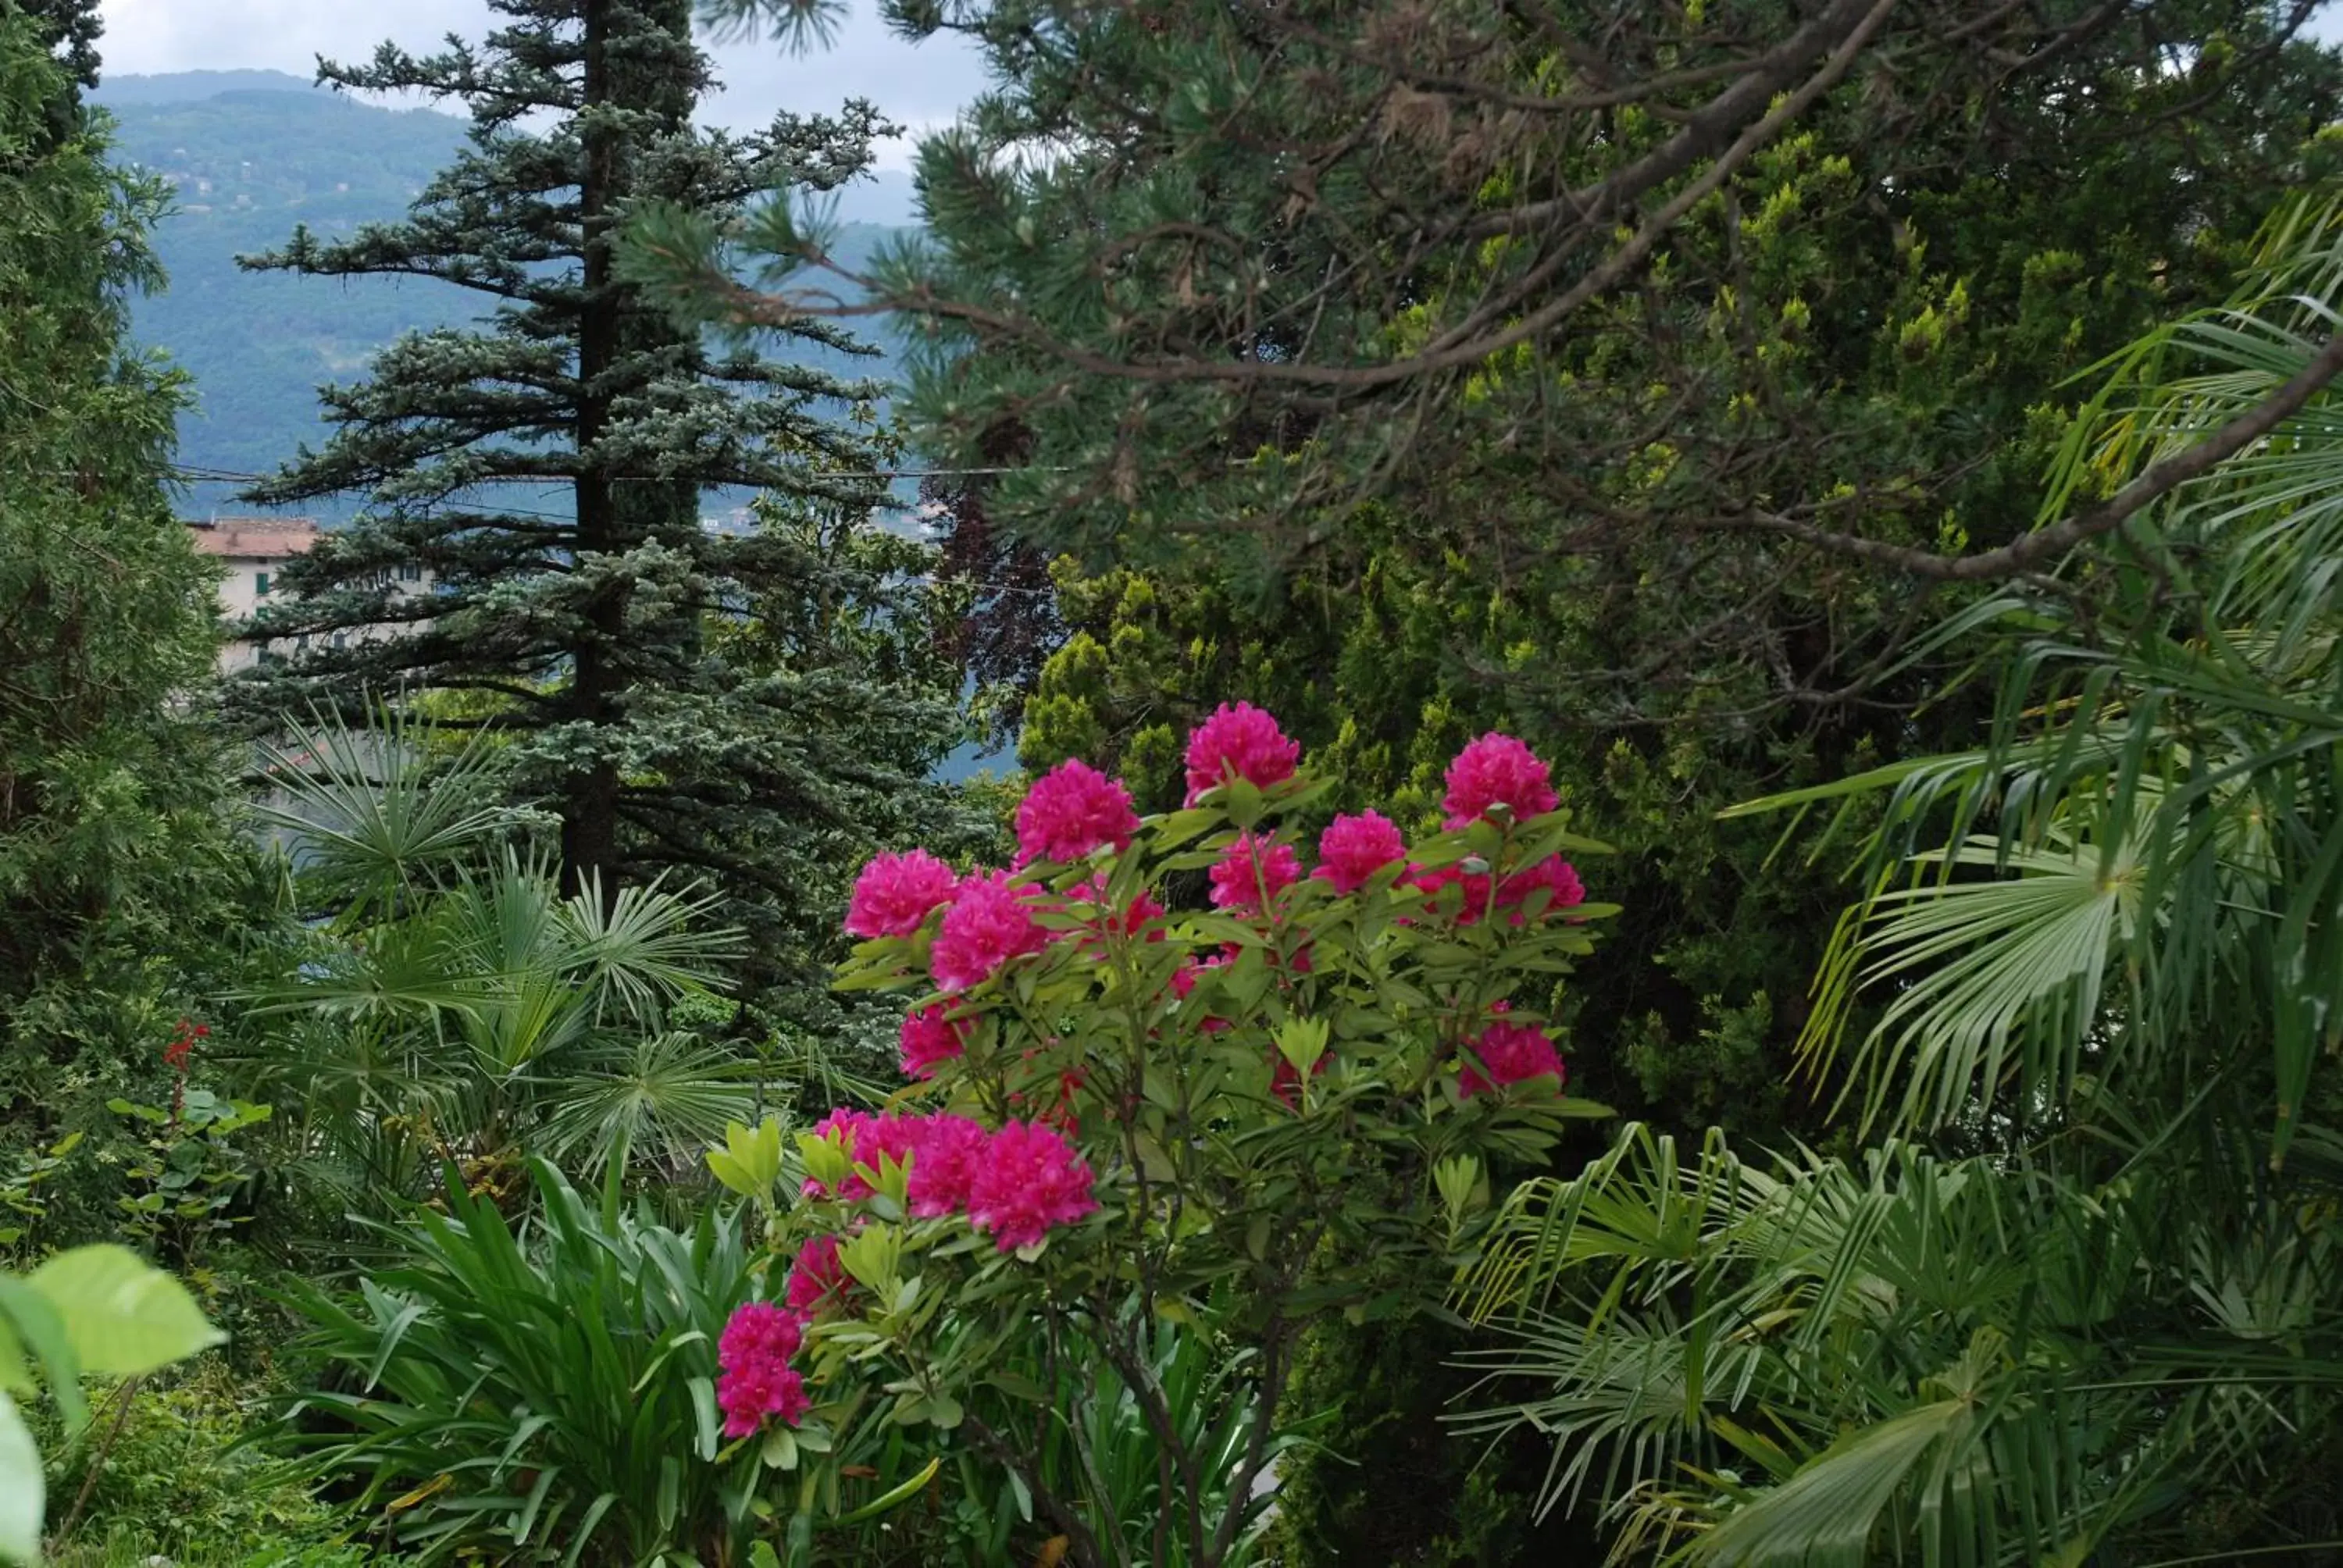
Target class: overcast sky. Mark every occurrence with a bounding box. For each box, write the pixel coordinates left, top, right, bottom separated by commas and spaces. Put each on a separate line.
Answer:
94, 1, 988, 166
93, 0, 2343, 160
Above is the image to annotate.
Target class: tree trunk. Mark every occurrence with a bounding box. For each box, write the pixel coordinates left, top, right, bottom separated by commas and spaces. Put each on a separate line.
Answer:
564, 0, 622, 909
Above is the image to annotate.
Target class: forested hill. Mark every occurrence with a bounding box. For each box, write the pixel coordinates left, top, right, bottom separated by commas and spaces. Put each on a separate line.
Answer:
93, 72, 914, 521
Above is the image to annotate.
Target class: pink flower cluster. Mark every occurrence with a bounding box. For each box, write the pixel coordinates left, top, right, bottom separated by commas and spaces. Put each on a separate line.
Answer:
1185, 701, 1302, 805
965, 1120, 1104, 1250
1459, 1018, 1567, 1098
1315, 811, 1406, 893
930, 871, 1050, 992
1209, 832, 1303, 915
845, 849, 960, 939
1414, 856, 1585, 926
1015, 758, 1139, 866
720, 1109, 1101, 1439
898, 1003, 967, 1079
834, 717, 1584, 1059
801, 1107, 1099, 1253
1443, 733, 1560, 826
716, 1301, 809, 1438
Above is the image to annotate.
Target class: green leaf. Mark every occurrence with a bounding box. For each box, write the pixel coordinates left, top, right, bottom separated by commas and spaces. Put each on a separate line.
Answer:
0, 1278, 83, 1430
762, 1424, 799, 1471
0, 1392, 41, 1564
28, 1245, 223, 1377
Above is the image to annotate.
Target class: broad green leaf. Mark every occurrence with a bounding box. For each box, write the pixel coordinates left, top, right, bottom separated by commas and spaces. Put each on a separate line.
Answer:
29, 1245, 223, 1376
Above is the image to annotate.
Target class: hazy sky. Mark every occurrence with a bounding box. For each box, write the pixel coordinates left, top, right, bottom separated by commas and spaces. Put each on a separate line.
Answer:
92, 0, 2343, 162
93, 1, 988, 166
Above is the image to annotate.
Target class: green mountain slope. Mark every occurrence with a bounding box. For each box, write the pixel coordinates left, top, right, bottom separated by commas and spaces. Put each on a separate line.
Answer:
95, 73, 911, 520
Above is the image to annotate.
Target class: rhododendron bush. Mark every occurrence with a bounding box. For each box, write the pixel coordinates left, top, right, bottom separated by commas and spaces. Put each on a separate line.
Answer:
701, 711, 1614, 1567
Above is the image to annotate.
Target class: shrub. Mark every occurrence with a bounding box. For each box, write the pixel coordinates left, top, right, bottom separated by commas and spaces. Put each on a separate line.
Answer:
704, 714, 1616, 1567
41, 1362, 358, 1566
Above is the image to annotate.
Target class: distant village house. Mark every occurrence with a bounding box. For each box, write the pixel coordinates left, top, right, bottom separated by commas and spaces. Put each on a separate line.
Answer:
184, 516, 427, 672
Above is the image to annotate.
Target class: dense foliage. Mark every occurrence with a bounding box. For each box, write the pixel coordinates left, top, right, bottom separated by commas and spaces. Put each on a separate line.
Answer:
0, 6, 275, 1246
9, 2, 2343, 1566
1457, 193, 2343, 1565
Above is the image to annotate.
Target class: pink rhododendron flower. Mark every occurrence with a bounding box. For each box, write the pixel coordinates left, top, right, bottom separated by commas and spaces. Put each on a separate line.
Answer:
860, 1113, 929, 1184
898, 1004, 967, 1079
784, 1234, 849, 1315
1499, 856, 1585, 922
1183, 702, 1301, 805
904, 1114, 991, 1217
930, 871, 1049, 992
719, 1299, 803, 1365
1459, 1019, 1566, 1098
843, 849, 960, 939
966, 1120, 1100, 1252
1442, 733, 1560, 827
1015, 758, 1139, 866
1315, 811, 1407, 893
716, 1301, 809, 1437
1209, 832, 1302, 915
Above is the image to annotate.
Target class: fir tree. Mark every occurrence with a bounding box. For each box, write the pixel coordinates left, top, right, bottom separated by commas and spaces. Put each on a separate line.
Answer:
235, 0, 975, 1004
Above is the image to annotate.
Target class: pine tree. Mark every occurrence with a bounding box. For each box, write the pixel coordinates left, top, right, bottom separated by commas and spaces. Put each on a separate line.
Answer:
235, 0, 975, 1004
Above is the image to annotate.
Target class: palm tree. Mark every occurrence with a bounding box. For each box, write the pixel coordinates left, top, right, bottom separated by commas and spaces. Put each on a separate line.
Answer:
244, 707, 760, 1206
1453, 193, 2343, 1564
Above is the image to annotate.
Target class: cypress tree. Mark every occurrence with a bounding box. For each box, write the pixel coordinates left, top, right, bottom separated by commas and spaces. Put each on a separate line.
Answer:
236, 0, 975, 1004
0, 6, 275, 1230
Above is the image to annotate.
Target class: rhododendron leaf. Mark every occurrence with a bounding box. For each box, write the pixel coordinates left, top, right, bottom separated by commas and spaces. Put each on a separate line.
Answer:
1211, 775, 1264, 827
1515, 818, 1612, 862
797, 1133, 850, 1195
1270, 775, 1338, 814
838, 1226, 900, 1294
1014, 1239, 1048, 1263
761, 1424, 798, 1470
707, 1149, 759, 1198
1132, 1132, 1177, 1183
833, 964, 912, 993
1157, 848, 1231, 874
1150, 808, 1222, 851
927, 1392, 963, 1430
1275, 1017, 1330, 1074
1434, 1155, 1485, 1228
986, 1370, 1049, 1402
684, 1375, 720, 1460
1246, 1215, 1271, 1260
1186, 914, 1268, 947
1408, 834, 1475, 870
